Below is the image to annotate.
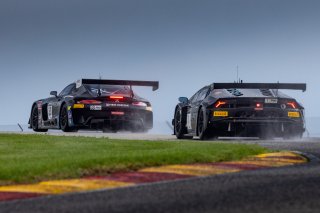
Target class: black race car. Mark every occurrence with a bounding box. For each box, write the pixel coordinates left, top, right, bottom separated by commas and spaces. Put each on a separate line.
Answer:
173, 83, 306, 140
29, 79, 159, 133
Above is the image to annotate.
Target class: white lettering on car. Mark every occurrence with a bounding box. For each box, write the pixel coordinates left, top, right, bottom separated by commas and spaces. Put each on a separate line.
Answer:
187, 113, 192, 129
106, 103, 129, 107
90, 105, 102, 111
48, 105, 53, 120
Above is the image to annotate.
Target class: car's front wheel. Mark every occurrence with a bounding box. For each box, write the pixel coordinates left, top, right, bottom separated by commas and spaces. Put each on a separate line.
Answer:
31, 105, 48, 132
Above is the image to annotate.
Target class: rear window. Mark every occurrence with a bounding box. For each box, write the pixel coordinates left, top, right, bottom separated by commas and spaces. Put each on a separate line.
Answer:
84, 84, 131, 96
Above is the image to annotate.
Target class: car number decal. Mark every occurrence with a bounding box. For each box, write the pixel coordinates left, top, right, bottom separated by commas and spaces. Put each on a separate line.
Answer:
48, 105, 53, 119
187, 113, 192, 129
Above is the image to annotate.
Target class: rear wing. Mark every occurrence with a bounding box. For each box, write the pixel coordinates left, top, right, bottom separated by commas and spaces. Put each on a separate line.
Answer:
76, 79, 159, 91
211, 83, 307, 92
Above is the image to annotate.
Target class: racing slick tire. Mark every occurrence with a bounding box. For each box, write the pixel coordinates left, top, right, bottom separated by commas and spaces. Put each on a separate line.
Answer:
197, 107, 208, 140
174, 107, 193, 139
60, 104, 77, 132
31, 105, 48, 132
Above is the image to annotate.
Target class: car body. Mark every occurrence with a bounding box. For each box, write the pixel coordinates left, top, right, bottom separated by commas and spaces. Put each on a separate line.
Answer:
29, 79, 159, 132
172, 83, 306, 140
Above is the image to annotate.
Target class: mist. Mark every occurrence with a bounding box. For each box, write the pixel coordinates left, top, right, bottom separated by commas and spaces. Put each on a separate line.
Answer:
0, 0, 319, 135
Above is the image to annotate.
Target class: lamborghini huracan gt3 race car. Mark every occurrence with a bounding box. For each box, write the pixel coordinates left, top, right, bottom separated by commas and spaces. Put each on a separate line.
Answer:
173, 83, 306, 140
29, 79, 159, 132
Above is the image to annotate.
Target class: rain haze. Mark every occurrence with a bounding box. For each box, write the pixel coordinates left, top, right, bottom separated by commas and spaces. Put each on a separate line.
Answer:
0, 0, 320, 134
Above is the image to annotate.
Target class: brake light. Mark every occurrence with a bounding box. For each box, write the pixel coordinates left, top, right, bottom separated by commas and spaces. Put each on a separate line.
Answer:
111, 111, 124, 115
287, 102, 297, 109
215, 101, 227, 108
256, 103, 263, 108
132, 102, 147, 107
110, 96, 124, 100
255, 103, 263, 110
78, 100, 102, 104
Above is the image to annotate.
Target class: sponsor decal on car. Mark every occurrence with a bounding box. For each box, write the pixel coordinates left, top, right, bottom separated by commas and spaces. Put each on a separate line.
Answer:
106, 103, 129, 107
265, 98, 278, 104
73, 104, 85, 109
37, 101, 42, 110
213, 111, 229, 117
90, 105, 102, 111
288, 111, 300, 118
68, 111, 72, 119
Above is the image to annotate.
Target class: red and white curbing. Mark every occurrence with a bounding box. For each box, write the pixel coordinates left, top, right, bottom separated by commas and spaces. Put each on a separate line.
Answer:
0, 152, 308, 202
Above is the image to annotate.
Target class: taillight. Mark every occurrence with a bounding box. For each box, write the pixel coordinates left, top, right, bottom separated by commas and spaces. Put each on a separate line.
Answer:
215, 101, 227, 108
286, 102, 297, 109
78, 100, 102, 104
132, 102, 147, 107
254, 102, 264, 111
111, 111, 124, 115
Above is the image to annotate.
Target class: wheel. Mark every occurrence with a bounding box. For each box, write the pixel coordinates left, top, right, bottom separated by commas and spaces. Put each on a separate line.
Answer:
60, 104, 75, 132
174, 107, 192, 139
31, 105, 48, 132
197, 107, 208, 140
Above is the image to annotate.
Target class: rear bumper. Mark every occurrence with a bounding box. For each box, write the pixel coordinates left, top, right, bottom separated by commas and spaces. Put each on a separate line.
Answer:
207, 108, 305, 137
71, 108, 153, 129
209, 117, 304, 124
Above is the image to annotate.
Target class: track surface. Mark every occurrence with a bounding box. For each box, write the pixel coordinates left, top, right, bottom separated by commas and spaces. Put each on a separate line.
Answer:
0, 133, 320, 213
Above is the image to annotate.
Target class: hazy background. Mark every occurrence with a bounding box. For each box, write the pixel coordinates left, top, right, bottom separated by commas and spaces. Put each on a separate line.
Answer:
0, 0, 319, 134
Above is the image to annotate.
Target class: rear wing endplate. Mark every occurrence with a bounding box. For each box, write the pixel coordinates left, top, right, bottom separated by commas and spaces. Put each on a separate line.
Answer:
211, 83, 307, 92
76, 79, 159, 91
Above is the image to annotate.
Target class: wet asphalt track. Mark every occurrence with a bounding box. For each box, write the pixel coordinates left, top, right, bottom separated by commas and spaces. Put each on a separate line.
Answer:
1, 133, 320, 213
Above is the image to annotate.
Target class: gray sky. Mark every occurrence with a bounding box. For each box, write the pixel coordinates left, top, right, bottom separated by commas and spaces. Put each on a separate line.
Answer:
0, 0, 320, 125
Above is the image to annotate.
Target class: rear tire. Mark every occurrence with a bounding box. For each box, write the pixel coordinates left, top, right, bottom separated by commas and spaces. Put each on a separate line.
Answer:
31, 105, 48, 132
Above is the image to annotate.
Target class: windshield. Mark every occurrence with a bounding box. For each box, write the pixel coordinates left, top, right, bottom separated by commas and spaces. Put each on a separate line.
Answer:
84, 84, 131, 96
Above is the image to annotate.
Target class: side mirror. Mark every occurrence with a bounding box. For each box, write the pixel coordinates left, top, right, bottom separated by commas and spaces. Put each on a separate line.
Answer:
178, 97, 188, 104
50, 91, 58, 97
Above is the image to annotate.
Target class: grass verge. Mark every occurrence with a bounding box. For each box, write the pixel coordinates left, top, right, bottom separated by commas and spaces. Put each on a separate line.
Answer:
0, 133, 269, 185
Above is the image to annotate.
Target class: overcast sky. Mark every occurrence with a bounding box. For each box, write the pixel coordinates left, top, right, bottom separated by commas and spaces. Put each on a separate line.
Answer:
0, 0, 319, 126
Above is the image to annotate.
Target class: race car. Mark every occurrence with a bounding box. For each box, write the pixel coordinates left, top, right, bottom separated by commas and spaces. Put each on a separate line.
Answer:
172, 83, 306, 140
29, 79, 159, 133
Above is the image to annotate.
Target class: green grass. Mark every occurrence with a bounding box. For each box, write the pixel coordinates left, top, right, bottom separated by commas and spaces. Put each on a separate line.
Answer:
0, 134, 269, 185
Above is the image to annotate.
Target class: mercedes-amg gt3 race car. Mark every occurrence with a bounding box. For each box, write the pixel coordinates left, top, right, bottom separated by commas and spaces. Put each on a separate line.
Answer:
173, 83, 306, 140
29, 79, 159, 133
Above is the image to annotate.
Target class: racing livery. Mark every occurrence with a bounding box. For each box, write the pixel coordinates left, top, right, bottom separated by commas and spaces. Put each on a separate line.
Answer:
173, 83, 306, 140
29, 79, 159, 132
